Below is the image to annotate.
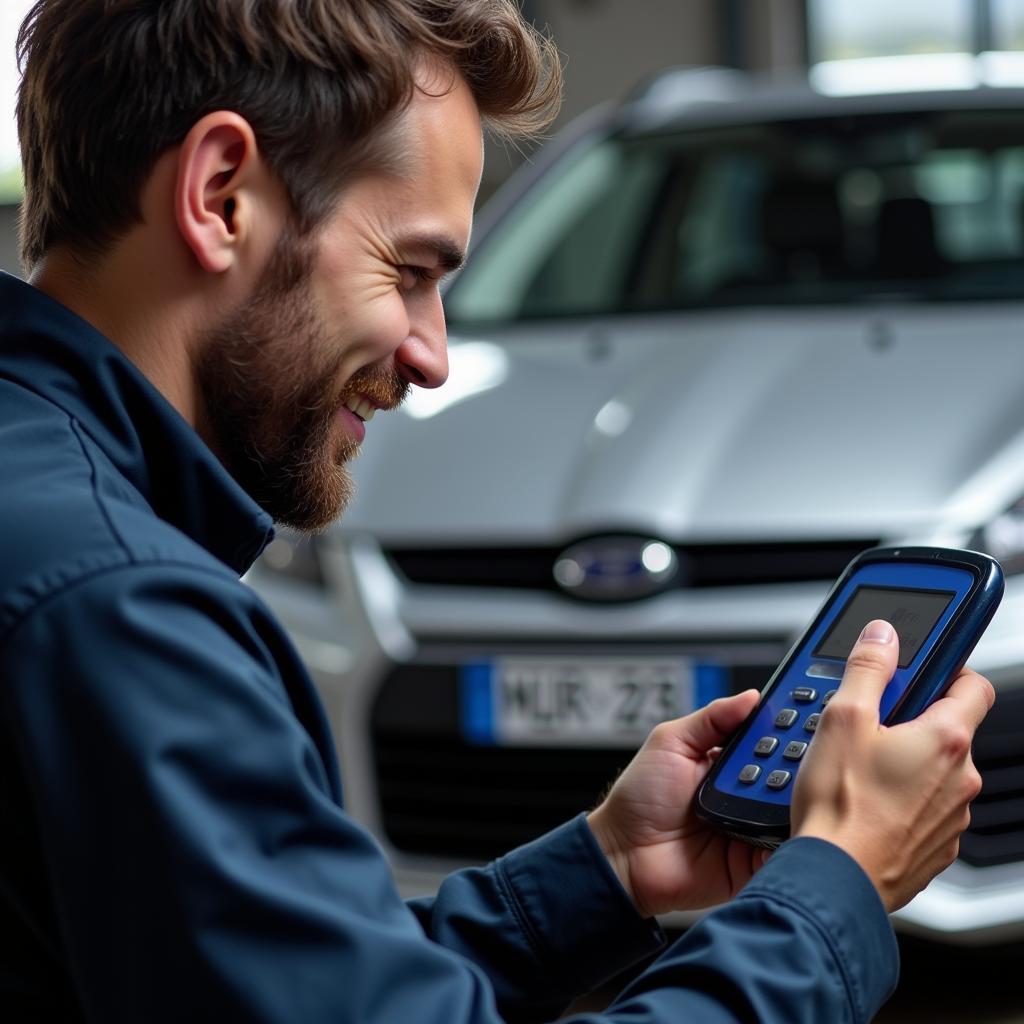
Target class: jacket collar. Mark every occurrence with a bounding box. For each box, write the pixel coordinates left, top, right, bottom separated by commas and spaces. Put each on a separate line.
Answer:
0, 273, 274, 574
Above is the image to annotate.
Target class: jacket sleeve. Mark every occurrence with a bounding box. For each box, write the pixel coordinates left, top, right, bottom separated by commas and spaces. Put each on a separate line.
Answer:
405, 814, 666, 1020
0, 561, 897, 1023
580, 837, 900, 1024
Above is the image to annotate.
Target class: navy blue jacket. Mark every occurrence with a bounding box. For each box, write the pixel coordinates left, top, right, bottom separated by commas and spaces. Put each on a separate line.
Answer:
0, 272, 898, 1021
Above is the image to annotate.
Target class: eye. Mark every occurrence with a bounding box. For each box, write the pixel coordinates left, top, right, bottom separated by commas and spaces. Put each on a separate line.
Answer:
398, 265, 452, 292
398, 265, 434, 290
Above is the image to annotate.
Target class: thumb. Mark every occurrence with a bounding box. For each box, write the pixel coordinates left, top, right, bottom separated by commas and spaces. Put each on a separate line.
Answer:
677, 689, 760, 757
832, 619, 899, 717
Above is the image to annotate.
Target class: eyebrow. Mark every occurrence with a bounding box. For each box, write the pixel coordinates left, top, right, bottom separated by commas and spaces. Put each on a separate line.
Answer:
397, 233, 467, 273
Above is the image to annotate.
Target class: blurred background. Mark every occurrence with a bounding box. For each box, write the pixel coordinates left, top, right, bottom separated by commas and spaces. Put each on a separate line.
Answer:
489, 0, 1024, 196
6, 1, 1024, 266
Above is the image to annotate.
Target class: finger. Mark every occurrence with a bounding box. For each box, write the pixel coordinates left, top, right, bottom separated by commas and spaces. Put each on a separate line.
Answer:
832, 620, 899, 716
678, 690, 760, 756
914, 668, 995, 734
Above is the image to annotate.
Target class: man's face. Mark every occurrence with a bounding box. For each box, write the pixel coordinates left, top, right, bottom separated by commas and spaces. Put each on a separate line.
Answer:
197, 66, 483, 531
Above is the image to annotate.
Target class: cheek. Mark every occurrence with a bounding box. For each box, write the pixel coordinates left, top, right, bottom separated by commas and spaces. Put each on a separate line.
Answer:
314, 267, 410, 352
344, 289, 411, 353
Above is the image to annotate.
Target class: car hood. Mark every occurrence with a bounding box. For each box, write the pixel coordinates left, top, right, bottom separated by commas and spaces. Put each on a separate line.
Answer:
342, 305, 1024, 544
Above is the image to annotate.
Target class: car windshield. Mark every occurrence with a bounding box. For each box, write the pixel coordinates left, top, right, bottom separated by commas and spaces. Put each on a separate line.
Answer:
445, 107, 1024, 323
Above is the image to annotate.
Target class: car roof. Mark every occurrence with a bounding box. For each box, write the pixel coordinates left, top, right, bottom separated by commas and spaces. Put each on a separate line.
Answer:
623, 62, 1024, 135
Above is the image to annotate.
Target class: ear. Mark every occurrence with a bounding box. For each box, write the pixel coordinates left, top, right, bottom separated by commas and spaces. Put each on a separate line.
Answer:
174, 112, 262, 274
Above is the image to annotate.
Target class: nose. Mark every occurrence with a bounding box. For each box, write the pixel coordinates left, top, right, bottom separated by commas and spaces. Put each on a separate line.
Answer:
395, 289, 449, 389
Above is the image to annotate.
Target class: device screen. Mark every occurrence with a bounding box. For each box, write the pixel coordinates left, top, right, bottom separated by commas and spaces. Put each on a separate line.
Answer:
812, 585, 956, 669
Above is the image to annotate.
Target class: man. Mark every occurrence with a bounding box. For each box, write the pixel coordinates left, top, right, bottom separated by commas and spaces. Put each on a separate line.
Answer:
0, 1, 992, 1021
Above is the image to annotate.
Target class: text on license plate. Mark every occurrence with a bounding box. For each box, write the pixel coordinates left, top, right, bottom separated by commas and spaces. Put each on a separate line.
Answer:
461, 657, 728, 747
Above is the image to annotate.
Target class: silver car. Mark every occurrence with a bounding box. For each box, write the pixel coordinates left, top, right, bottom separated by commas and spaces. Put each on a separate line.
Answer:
249, 67, 1024, 944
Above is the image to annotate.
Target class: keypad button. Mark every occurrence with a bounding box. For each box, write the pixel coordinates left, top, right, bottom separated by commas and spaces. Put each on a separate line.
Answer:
804, 713, 821, 733
783, 740, 808, 760
754, 736, 779, 757
766, 769, 792, 790
792, 686, 818, 702
774, 708, 799, 729
823, 690, 837, 706
738, 764, 761, 784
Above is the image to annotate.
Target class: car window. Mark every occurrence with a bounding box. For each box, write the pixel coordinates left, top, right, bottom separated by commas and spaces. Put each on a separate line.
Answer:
445, 108, 1024, 323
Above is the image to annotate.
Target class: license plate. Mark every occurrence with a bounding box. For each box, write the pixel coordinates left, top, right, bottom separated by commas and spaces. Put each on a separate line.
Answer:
461, 657, 725, 747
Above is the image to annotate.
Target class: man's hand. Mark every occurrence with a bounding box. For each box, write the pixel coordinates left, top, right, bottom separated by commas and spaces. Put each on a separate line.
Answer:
587, 689, 770, 918
793, 619, 995, 912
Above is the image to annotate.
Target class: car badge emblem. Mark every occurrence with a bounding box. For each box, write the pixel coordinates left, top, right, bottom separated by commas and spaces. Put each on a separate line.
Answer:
553, 536, 679, 600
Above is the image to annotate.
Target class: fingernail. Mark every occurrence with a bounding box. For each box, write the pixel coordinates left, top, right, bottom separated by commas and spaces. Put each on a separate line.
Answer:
859, 620, 895, 644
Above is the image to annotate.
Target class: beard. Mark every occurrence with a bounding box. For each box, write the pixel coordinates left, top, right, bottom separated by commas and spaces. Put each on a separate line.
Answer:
195, 225, 408, 532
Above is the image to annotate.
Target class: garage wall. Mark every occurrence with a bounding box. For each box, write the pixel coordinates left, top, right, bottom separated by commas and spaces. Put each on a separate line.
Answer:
537, 0, 717, 126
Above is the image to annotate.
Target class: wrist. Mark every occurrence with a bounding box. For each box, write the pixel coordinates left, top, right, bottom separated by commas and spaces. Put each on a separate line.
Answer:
794, 819, 895, 912
586, 806, 640, 914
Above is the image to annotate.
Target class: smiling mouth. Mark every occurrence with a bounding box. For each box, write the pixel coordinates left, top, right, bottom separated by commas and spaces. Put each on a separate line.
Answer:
342, 395, 377, 422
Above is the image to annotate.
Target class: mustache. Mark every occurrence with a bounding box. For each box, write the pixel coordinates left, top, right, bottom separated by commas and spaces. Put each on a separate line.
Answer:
340, 365, 410, 412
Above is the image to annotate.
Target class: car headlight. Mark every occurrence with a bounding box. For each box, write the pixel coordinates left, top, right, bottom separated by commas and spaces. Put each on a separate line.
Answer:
969, 499, 1024, 575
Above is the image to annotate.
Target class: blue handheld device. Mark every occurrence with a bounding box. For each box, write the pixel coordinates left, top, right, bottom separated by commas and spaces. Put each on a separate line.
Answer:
695, 546, 1003, 847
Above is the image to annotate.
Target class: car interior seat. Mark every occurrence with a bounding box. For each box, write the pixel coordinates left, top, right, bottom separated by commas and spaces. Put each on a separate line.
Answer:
874, 196, 945, 279
758, 178, 847, 285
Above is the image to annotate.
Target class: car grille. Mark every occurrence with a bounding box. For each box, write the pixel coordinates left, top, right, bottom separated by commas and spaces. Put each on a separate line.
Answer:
375, 739, 635, 859
384, 539, 880, 593
371, 655, 778, 861
960, 685, 1024, 868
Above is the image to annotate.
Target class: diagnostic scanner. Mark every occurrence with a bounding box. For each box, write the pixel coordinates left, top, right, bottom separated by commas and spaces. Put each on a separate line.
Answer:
695, 546, 1003, 847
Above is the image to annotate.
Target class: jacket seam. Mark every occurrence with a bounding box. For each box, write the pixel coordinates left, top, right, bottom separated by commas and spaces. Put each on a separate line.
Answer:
737, 886, 861, 1022
67, 414, 133, 564
0, 557, 241, 661
491, 859, 547, 970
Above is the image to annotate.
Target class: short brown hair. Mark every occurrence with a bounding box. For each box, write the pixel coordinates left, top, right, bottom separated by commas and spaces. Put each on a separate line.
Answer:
16, 0, 561, 269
